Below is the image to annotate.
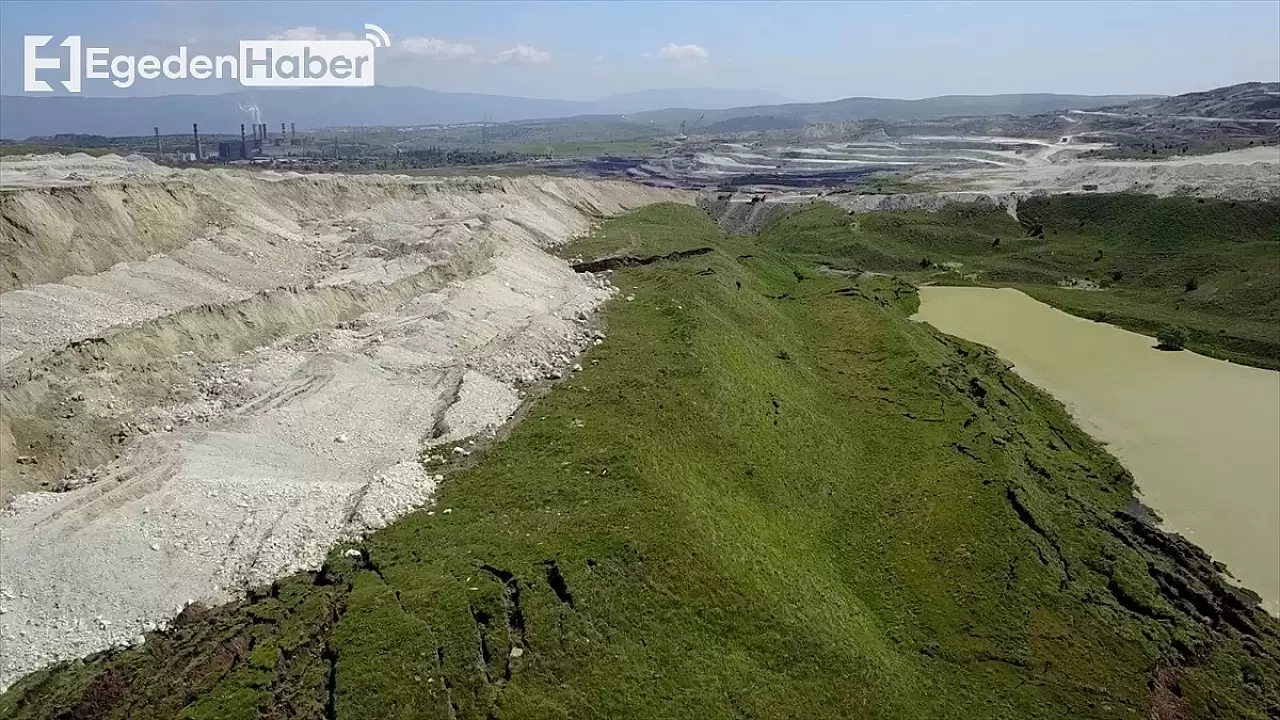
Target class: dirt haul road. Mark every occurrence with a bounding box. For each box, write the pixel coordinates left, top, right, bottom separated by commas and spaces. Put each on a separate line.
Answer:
0, 155, 688, 689
928, 145, 1280, 199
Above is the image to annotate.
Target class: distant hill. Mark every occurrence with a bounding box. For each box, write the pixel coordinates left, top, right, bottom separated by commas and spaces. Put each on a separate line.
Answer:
0, 87, 594, 139
0, 86, 793, 139
700, 115, 806, 134
1101, 82, 1280, 120
596, 88, 792, 113
1, 86, 1159, 140
628, 93, 1162, 130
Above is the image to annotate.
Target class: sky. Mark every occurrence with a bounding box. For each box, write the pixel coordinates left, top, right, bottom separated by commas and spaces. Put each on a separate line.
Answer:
2, 0, 1277, 100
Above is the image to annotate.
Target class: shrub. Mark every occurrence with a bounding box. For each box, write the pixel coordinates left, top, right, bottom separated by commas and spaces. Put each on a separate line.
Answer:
1156, 326, 1189, 351
1111, 270, 1124, 282
1185, 277, 1199, 292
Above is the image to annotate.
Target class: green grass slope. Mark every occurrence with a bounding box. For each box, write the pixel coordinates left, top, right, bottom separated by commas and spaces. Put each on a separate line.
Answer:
759, 195, 1280, 368
3, 205, 1277, 719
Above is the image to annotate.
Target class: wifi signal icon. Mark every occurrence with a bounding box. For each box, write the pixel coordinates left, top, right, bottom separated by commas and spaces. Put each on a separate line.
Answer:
364, 23, 391, 48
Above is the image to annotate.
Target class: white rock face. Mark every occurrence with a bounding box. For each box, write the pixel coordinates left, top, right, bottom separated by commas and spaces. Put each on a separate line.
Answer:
0, 160, 690, 689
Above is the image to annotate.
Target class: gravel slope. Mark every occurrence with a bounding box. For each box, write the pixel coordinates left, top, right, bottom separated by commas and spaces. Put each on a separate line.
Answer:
0, 156, 688, 688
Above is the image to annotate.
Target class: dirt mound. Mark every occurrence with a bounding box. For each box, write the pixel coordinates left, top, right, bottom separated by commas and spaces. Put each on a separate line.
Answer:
0, 152, 172, 188
0, 161, 688, 688
698, 196, 806, 234
937, 146, 1280, 199
827, 190, 1022, 216
1043, 153, 1280, 199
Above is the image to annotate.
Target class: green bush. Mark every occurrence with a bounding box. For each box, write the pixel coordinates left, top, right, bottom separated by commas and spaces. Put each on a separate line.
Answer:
1157, 325, 1189, 350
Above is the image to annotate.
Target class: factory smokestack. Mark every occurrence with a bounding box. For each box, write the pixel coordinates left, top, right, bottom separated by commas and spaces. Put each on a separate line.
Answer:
291, 123, 296, 143
281, 123, 286, 140
241, 123, 247, 160
154, 127, 162, 157
192, 123, 202, 161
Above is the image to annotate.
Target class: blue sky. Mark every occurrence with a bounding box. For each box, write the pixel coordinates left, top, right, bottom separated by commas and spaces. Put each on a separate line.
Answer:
2, 0, 1277, 99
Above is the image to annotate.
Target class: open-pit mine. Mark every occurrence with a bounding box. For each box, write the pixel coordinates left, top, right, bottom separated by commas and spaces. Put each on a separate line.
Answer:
0, 154, 685, 687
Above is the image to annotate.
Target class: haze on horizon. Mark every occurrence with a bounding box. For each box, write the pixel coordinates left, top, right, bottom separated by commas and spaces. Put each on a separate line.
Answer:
1, 0, 1277, 102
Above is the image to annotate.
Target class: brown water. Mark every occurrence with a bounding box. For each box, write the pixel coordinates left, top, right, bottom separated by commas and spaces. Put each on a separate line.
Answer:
916, 286, 1280, 614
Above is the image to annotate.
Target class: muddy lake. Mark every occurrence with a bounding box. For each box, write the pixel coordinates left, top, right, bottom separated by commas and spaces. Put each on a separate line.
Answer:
916, 286, 1280, 614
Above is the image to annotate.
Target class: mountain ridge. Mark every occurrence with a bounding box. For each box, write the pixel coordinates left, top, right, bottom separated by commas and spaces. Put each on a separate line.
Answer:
2, 86, 1158, 139
625, 92, 1163, 129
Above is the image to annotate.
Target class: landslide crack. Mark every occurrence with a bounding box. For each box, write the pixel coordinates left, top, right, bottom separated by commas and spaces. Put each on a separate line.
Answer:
543, 560, 575, 609
479, 564, 529, 648
322, 643, 339, 720
469, 605, 496, 685
428, 373, 467, 441
571, 247, 713, 273
1005, 487, 1070, 585
436, 646, 459, 720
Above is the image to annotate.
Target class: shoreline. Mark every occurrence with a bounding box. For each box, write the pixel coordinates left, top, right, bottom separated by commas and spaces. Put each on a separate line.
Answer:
915, 285, 1280, 615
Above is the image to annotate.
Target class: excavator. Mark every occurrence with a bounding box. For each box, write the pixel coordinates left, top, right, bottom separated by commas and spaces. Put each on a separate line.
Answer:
674, 113, 706, 142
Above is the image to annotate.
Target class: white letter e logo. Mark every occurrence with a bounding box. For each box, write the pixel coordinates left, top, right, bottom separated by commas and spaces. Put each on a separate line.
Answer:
24, 35, 81, 92
25, 36, 58, 92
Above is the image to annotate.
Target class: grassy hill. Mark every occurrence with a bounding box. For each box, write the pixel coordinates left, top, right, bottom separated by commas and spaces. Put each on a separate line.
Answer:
2, 205, 1276, 719
758, 195, 1280, 369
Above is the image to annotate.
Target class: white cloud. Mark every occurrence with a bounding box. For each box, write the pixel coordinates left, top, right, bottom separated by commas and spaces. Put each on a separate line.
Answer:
400, 36, 479, 61
656, 43, 709, 64
588, 55, 611, 74
267, 26, 323, 41
493, 45, 552, 65
267, 26, 354, 41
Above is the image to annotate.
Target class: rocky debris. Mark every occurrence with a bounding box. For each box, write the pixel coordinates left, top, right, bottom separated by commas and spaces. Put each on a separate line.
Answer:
825, 190, 1023, 218
698, 196, 803, 235
0, 166, 691, 690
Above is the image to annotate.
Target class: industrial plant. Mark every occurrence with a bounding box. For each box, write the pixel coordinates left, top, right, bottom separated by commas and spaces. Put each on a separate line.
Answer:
125, 114, 315, 165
